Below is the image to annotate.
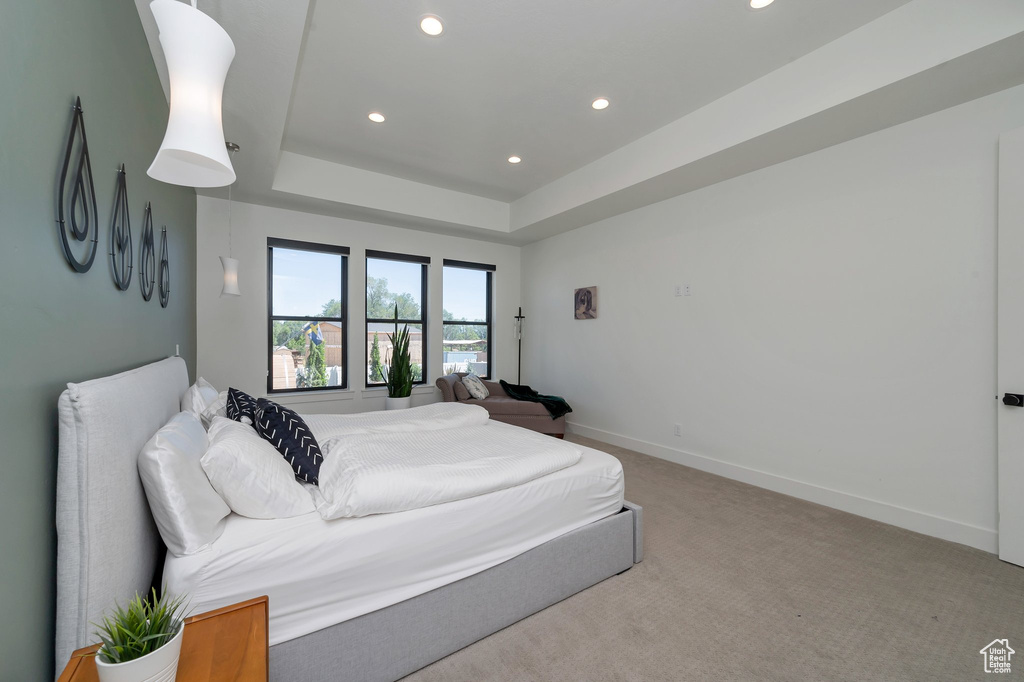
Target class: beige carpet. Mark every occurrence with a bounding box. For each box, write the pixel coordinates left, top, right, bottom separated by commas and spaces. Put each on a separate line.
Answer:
404, 435, 1024, 682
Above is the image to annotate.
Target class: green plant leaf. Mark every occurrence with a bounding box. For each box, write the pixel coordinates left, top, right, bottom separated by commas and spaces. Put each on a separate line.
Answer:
90, 586, 189, 664
384, 308, 414, 398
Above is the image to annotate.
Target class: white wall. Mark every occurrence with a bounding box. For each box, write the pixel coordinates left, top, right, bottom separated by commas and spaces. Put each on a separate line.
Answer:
196, 199, 521, 414
522, 84, 1024, 552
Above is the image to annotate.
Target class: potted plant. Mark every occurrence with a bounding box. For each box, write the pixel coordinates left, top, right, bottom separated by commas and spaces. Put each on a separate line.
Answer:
90, 588, 188, 682
382, 304, 414, 410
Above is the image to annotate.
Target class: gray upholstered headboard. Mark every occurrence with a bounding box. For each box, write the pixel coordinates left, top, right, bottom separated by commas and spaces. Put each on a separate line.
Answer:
55, 357, 189, 670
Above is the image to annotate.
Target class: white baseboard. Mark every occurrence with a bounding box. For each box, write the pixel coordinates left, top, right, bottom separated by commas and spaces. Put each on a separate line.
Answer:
567, 421, 998, 554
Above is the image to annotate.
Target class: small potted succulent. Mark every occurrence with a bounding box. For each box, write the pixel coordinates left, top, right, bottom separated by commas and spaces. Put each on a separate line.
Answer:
382, 305, 414, 410
90, 588, 188, 682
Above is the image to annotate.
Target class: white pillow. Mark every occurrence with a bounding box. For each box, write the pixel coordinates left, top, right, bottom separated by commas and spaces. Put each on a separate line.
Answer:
138, 412, 230, 556
200, 390, 228, 429
181, 377, 219, 420
201, 417, 316, 519
462, 374, 489, 400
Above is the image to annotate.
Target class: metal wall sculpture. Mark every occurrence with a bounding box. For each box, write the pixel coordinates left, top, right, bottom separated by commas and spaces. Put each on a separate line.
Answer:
139, 203, 156, 301
55, 95, 174, 310
56, 97, 99, 273
110, 164, 134, 290
158, 227, 170, 308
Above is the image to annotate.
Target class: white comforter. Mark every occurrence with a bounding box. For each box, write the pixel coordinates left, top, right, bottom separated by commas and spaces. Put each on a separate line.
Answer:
313, 415, 583, 519
303, 402, 490, 440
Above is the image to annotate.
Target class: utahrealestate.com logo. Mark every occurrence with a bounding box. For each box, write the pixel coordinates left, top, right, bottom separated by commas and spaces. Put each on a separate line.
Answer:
980, 639, 1015, 674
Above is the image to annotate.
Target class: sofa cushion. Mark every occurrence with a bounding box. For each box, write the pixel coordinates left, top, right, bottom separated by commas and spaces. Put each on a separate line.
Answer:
480, 378, 507, 396
463, 375, 489, 399
453, 382, 471, 401
475, 397, 552, 417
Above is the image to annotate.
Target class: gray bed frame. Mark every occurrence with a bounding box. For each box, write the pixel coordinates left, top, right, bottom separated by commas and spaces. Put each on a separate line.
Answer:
55, 357, 643, 681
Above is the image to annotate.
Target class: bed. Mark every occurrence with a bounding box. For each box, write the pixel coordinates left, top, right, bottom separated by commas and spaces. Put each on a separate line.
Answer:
54, 357, 643, 681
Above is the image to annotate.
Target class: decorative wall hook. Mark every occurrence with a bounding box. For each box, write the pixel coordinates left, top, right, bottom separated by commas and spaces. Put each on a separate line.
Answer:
158, 226, 170, 308
110, 164, 133, 290
139, 203, 156, 301
56, 97, 99, 273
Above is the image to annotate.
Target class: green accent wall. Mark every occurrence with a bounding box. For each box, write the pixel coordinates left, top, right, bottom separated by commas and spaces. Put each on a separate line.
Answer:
0, 2, 197, 678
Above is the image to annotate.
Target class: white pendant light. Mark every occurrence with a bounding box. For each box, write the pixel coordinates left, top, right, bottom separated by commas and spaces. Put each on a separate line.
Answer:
148, 0, 236, 188
220, 256, 240, 296
221, 142, 241, 296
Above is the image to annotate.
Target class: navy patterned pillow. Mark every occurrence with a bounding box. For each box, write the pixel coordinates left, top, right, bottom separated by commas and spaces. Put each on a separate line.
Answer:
255, 398, 324, 484
226, 387, 258, 425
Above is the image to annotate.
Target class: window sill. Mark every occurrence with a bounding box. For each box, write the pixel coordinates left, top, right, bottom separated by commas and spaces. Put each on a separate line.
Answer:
360, 385, 438, 397
267, 390, 355, 405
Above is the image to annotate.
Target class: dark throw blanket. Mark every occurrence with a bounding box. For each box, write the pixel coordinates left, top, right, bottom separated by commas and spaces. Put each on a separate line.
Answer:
499, 380, 573, 420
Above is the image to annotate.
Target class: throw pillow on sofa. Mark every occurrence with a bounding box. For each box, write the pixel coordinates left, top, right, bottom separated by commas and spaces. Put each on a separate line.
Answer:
453, 381, 472, 401
462, 374, 489, 400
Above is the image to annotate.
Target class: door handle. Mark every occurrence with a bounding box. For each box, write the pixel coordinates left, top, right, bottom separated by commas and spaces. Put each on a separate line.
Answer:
1003, 393, 1024, 407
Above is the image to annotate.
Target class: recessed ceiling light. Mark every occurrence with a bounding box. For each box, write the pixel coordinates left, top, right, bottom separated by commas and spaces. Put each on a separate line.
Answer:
749, 0, 775, 8
420, 15, 444, 36
368, 112, 386, 123
508, 156, 522, 164
592, 97, 610, 110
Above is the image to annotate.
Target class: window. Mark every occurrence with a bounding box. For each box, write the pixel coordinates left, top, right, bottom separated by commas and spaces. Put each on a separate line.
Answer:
267, 238, 348, 392
365, 250, 429, 386
442, 260, 494, 379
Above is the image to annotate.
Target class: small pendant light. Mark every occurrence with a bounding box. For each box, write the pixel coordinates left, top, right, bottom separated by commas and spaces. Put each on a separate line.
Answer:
147, 0, 236, 188
221, 142, 240, 296
220, 256, 240, 296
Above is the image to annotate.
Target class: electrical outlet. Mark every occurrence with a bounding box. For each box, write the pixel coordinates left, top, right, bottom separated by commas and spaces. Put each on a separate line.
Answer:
684, 284, 692, 297
673, 424, 682, 437
674, 285, 683, 297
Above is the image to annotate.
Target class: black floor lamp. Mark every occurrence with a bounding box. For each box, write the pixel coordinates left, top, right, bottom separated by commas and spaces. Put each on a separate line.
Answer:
514, 306, 525, 384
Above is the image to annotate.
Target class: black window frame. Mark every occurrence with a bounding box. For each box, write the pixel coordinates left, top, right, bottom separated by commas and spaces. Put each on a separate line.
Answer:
267, 237, 350, 394
365, 249, 430, 388
442, 259, 495, 380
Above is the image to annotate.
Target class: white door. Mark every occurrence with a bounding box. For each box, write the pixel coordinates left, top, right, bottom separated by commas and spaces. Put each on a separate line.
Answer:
997, 127, 1024, 567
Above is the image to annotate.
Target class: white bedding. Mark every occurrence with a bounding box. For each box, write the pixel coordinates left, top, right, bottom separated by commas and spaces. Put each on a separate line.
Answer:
163, 444, 624, 646
315, 420, 582, 518
303, 402, 489, 440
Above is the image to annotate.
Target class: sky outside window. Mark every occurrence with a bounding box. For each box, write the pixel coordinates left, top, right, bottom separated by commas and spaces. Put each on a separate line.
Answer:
272, 248, 342, 316
443, 267, 487, 321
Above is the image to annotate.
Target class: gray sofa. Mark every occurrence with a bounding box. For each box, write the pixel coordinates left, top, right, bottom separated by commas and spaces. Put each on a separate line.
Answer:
436, 373, 566, 437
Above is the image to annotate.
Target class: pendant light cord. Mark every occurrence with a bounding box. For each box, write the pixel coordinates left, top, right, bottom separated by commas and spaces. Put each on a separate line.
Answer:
227, 143, 238, 258
227, 182, 233, 258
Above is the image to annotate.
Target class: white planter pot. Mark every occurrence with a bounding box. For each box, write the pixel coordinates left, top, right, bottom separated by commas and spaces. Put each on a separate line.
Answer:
385, 396, 412, 410
95, 624, 183, 682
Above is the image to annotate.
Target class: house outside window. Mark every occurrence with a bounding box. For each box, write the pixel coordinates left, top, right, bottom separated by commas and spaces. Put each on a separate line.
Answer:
366, 250, 429, 386
267, 238, 348, 392
442, 259, 494, 379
